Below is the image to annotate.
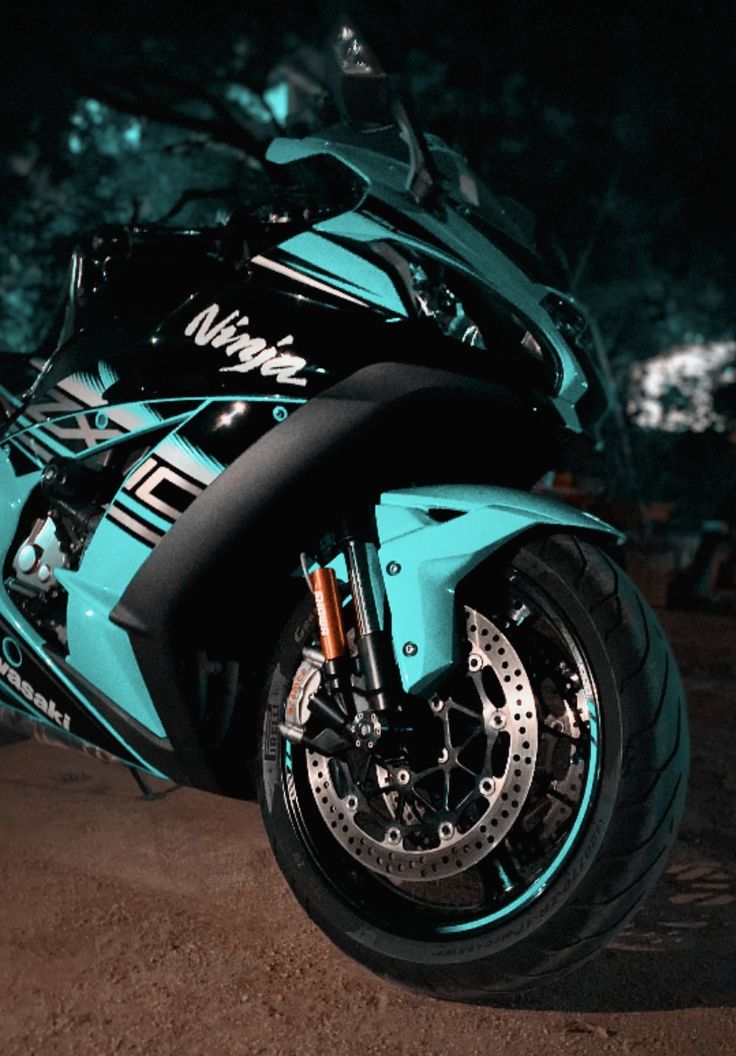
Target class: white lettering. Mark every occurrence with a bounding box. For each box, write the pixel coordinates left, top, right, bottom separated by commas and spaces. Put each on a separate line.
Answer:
314, 590, 329, 638
186, 304, 308, 387
260, 354, 309, 387
185, 305, 240, 347
0, 652, 72, 732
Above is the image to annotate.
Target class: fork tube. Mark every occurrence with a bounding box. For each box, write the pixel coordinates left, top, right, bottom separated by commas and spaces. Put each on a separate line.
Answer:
345, 539, 395, 711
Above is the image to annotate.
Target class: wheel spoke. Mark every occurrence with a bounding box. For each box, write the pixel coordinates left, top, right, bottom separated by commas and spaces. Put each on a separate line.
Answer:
448, 701, 483, 721
411, 786, 436, 812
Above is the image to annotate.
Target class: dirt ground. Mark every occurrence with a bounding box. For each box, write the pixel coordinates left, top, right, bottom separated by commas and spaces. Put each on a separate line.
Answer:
0, 608, 734, 1056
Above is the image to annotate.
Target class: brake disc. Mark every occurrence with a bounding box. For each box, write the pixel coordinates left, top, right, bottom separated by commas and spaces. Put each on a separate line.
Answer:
299, 607, 539, 881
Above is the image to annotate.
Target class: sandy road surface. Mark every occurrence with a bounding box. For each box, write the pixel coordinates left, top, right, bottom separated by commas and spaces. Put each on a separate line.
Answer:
0, 609, 734, 1056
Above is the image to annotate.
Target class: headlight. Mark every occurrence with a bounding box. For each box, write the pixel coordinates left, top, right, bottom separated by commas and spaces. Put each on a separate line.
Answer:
398, 251, 558, 388
408, 262, 485, 349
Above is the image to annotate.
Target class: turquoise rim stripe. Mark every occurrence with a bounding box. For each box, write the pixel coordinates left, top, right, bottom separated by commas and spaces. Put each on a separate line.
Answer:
437, 708, 600, 933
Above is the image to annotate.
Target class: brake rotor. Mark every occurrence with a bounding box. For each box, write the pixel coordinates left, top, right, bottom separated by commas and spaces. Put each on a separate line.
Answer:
299, 606, 539, 881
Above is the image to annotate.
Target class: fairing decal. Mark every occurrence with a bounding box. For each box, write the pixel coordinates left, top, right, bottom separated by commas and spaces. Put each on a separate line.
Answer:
106, 445, 214, 546
0, 386, 247, 767
184, 302, 310, 386
267, 232, 408, 316
0, 615, 175, 779
103, 398, 302, 549
4, 352, 201, 466
106, 501, 164, 548
252, 254, 370, 307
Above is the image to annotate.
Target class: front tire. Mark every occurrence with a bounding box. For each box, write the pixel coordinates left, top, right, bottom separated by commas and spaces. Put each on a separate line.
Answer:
258, 532, 688, 1000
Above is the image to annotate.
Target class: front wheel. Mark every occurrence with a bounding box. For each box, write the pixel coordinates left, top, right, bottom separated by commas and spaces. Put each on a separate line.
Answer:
258, 533, 688, 1000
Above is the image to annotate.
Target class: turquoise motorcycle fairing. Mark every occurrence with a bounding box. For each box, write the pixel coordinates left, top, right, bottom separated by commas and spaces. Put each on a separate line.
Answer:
374, 485, 623, 695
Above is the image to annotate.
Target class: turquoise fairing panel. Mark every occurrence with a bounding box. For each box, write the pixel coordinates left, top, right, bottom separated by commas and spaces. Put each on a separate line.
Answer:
276, 231, 408, 316
55, 520, 165, 737
375, 485, 623, 694
0, 449, 167, 769
52, 411, 230, 736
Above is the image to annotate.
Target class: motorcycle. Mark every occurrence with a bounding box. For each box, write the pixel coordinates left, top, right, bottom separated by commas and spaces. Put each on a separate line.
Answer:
0, 22, 687, 1000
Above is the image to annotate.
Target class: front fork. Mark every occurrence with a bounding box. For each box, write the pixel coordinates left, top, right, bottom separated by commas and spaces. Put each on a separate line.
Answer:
279, 535, 398, 755
279, 484, 622, 756
341, 537, 397, 716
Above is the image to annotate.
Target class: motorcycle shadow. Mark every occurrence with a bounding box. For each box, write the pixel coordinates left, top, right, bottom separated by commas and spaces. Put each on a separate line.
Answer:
495, 845, 736, 1012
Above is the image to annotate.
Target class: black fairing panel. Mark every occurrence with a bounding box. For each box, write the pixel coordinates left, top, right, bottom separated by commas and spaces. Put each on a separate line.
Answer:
18, 256, 556, 413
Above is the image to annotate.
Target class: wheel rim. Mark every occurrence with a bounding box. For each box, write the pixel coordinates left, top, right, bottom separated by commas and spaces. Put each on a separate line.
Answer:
280, 565, 602, 940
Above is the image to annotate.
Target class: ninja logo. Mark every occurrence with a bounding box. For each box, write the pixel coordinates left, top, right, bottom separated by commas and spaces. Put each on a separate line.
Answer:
185, 304, 309, 386
0, 655, 71, 731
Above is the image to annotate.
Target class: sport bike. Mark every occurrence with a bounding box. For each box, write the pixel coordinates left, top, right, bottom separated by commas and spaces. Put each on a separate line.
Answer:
0, 23, 688, 1000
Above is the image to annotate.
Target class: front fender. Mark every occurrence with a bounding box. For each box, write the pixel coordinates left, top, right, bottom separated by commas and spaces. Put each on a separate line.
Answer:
375, 485, 623, 694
